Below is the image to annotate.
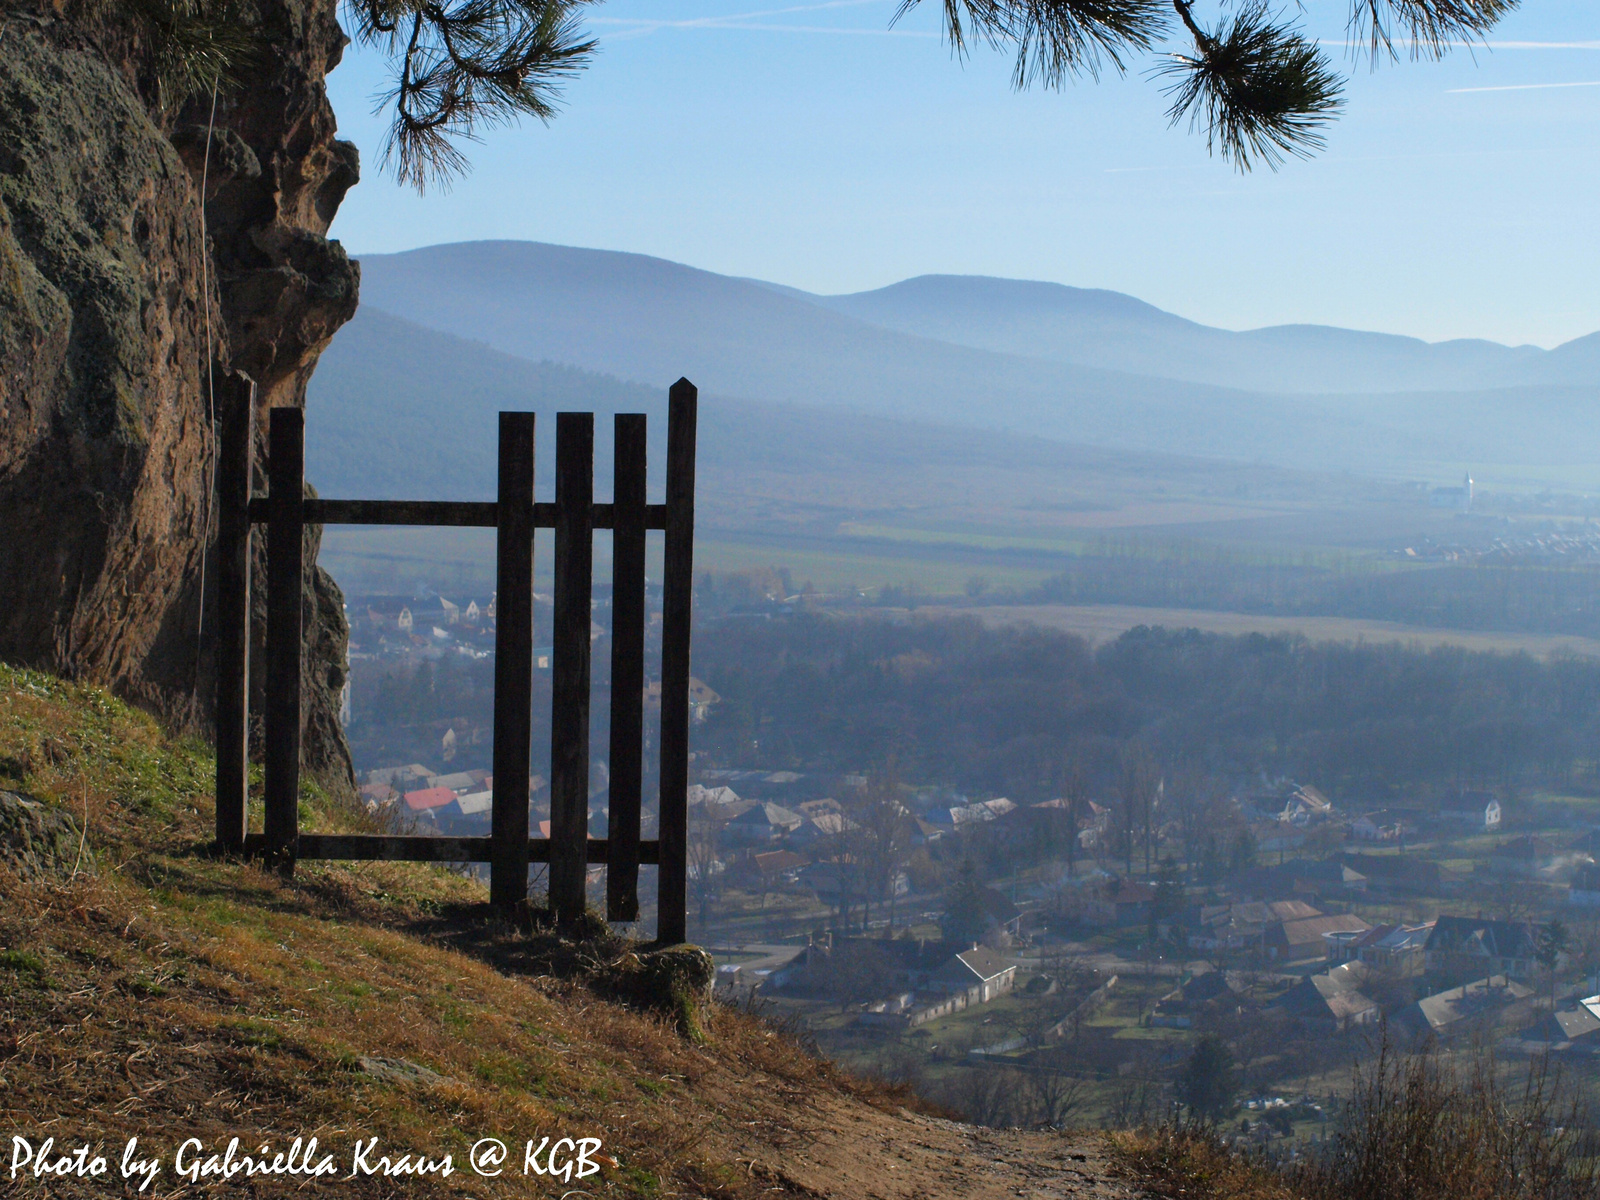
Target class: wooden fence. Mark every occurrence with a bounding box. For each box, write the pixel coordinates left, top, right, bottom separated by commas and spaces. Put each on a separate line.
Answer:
212, 376, 698, 944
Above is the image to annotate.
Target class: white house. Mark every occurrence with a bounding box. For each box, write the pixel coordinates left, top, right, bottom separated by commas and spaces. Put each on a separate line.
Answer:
930, 946, 1017, 1004
1441, 795, 1501, 831
688, 678, 721, 723
686, 784, 742, 810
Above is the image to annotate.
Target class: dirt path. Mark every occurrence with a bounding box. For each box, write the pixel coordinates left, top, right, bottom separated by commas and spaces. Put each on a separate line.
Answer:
731, 1094, 1143, 1199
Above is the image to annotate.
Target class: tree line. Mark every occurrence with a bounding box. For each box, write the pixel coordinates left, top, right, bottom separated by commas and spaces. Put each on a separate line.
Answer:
694, 614, 1600, 804
1028, 557, 1600, 641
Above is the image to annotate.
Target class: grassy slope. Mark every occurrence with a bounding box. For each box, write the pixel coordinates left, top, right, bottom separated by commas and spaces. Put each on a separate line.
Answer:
0, 665, 1137, 1199
0, 665, 879, 1198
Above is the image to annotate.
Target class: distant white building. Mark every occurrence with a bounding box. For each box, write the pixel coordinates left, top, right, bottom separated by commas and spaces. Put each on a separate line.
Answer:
1429, 470, 1474, 513
930, 946, 1017, 1004
1442, 795, 1500, 831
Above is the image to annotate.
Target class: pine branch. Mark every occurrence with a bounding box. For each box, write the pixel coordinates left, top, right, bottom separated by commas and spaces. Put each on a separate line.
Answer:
1156, 0, 1344, 171
341, 0, 1518, 186
1348, 0, 1519, 63
112, 0, 257, 108
349, 0, 594, 193
893, 0, 1169, 81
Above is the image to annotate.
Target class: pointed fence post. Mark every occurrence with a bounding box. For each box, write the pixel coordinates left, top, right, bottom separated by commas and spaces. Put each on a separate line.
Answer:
657, 379, 697, 945
607, 413, 648, 921
263, 405, 304, 868
491, 412, 536, 912
214, 373, 255, 851
550, 412, 594, 925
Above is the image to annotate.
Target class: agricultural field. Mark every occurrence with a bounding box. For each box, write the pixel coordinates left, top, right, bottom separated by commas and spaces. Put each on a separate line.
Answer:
934, 603, 1600, 659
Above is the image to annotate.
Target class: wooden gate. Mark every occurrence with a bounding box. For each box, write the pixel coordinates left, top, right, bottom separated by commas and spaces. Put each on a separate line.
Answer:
211, 377, 698, 944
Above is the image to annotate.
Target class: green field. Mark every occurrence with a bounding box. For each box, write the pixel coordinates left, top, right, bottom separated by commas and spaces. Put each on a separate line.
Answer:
928, 603, 1600, 660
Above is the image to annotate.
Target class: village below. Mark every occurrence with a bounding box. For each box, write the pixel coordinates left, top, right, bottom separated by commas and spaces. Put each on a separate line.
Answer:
339, 571, 1600, 1147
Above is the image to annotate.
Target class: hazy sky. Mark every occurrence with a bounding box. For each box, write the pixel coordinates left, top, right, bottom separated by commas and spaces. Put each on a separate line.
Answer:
324, 1, 1599, 348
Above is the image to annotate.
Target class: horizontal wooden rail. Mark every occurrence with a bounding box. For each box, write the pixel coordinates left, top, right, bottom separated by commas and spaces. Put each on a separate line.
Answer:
246, 498, 670, 530
242, 833, 660, 865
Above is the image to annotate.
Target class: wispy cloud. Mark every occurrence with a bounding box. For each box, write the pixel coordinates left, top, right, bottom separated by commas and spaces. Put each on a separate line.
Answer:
1478, 41, 1600, 51
1316, 38, 1600, 51
1448, 79, 1600, 93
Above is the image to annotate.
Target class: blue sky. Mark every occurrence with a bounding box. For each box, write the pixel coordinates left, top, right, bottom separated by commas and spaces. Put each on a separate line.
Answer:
324, 1, 1599, 348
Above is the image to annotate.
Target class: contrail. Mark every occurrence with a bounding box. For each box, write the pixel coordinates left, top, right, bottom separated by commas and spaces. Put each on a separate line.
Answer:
1448, 80, 1600, 93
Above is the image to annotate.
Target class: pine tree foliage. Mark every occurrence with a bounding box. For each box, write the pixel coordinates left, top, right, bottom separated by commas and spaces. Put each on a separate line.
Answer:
1158, 0, 1345, 170
342, 0, 594, 192
892, 0, 1516, 170
107, 0, 1518, 183
107, 0, 256, 108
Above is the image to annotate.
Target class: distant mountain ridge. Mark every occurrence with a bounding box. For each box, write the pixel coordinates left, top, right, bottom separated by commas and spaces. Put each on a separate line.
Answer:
785, 274, 1596, 395
305, 306, 1262, 501
352, 240, 1600, 478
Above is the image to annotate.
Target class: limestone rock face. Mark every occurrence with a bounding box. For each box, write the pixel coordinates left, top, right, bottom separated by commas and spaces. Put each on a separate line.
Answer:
0, 0, 360, 782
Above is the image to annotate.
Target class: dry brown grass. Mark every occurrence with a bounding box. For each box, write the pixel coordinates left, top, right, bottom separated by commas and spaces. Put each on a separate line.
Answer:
1110, 1041, 1600, 1200
1109, 1127, 1297, 1200
1291, 1042, 1600, 1200
0, 665, 899, 1198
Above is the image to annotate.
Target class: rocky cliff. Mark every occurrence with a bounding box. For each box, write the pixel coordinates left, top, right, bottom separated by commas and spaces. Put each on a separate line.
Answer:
0, 0, 359, 782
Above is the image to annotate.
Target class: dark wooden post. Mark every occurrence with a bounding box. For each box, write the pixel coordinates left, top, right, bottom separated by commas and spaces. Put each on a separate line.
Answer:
263, 405, 305, 865
657, 379, 698, 945
490, 412, 536, 912
214, 374, 255, 851
549, 412, 594, 925
607, 414, 647, 921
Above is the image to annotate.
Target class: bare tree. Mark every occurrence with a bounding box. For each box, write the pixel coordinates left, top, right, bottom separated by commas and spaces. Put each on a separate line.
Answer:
1168, 766, 1225, 879
1030, 1062, 1089, 1130
1053, 746, 1094, 876
944, 1067, 1034, 1128
812, 940, 892, 1013
1118, 744, 1161, 876
1487, 875, 1542, 924
686, 806, 722, 932
846, 765, 913, 931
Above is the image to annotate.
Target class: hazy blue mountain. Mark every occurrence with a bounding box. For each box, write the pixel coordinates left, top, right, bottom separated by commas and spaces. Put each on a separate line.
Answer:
351, 240, 1600, 477
305, 307, 1290, 504
355, 241, 1388, 466
803, 275, 1592, 394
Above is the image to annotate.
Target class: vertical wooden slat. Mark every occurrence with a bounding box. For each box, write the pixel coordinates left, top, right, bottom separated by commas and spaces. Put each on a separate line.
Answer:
657, 379, 698, 945
607, 414, 648, 921
214, 374, 255, 851
490, 412, 536, 912
549, 412, 594, 925
263, 405, 304, 865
